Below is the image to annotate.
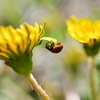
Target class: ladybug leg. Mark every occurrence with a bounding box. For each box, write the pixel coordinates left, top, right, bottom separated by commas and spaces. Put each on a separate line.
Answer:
45, 41, 54, 51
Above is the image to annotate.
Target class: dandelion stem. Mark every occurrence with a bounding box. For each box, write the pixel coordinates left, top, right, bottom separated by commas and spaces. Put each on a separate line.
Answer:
25, 73, 52, 100
88, 57, 99, 100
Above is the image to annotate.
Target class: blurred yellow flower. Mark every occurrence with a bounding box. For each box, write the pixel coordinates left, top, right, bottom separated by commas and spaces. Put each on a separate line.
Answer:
0, 22, 45, 75
66, 16, 100, 46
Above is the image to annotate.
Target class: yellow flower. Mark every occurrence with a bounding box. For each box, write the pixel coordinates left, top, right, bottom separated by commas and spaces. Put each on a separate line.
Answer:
66, 16, 100, 56
66, 16, 100, 46
0, 22, 45, 75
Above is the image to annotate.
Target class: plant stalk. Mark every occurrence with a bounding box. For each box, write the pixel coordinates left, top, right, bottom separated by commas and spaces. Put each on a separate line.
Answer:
88, 57, 99, 100
25, 73, 52, 100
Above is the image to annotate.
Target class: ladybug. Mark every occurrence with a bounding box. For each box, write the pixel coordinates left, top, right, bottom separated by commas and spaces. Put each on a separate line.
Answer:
45, 42, 63, 53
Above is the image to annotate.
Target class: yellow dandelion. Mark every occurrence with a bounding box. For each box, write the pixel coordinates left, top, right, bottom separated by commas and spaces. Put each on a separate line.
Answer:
66, 16, 100, 46
0, 22, 63, 100
0, 22, 45, 75
66, 16, 100, 56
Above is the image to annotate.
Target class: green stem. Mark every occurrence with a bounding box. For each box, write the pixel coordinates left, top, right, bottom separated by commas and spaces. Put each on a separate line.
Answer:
88, 57, 99, 100
41, 37, 58, 43
25, 73, 52, 100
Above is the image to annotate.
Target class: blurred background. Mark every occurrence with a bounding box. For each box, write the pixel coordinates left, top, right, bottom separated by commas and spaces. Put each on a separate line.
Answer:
0, 0, 100, 100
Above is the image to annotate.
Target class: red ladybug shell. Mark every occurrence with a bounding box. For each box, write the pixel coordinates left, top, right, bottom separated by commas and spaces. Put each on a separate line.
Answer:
51, 45, 63, 53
